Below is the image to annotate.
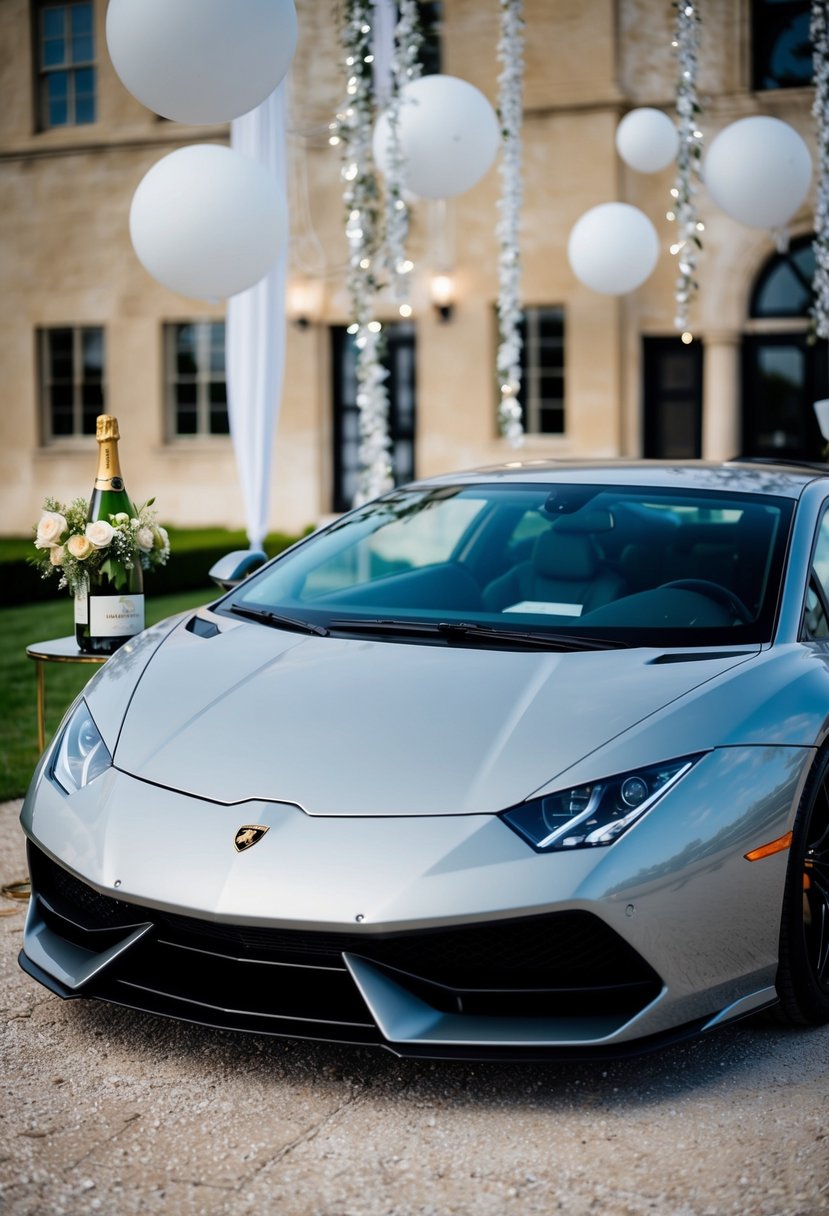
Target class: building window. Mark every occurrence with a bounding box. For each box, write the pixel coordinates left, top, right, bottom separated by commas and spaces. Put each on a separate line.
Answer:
742, 235, 829, 458
38, 326, 104, 439
331, 322, 416, 512
752, 0, 812, 90
516, 307, 565, 435
35, 1, 96, 128
164, 322, 229, 438
416, 2, 442, 76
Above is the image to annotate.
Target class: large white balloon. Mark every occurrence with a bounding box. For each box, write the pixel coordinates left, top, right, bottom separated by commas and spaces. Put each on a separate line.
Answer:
703, 116, 812, 231
568, 203, 660, 295
129, 145, 287, 300
615, 108, 679, 173
373, 74, 499, 199
106, 0, 297, 124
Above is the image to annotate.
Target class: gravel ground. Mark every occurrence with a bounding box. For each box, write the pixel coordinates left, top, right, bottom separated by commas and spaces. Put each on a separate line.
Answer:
1, 797, 828, 1216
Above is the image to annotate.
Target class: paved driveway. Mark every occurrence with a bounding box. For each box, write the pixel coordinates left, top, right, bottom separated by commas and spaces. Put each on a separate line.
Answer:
1, 799, 828, 1216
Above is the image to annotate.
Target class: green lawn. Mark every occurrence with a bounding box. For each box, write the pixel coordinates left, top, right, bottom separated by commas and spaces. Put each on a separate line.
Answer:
0, 589, 214, 802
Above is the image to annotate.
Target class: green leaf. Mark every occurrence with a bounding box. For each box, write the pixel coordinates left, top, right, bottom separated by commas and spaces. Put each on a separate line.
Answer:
99, 556, 128, 591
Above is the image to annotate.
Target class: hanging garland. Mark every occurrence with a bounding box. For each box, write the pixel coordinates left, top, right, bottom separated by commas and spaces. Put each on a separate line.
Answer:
383, 0, 422, 310
337, 0, 393, 505
812, 0, 829, 339
670, 0, 704, 335
495, 0, 525, 445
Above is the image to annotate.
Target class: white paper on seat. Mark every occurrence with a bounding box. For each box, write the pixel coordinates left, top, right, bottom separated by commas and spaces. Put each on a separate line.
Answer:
503, 601, 583, 617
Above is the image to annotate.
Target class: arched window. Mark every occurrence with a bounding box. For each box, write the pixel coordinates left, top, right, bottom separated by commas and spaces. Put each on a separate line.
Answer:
750, 236, 815, 318
742, 237, 828, 459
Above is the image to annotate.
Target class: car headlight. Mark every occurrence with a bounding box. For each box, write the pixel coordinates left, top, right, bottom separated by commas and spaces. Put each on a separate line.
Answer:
500, 756, 700, 852
51, 699, 112, 795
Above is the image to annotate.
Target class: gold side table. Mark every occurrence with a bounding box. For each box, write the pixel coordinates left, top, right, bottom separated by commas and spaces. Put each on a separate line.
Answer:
26, 637, 108, 752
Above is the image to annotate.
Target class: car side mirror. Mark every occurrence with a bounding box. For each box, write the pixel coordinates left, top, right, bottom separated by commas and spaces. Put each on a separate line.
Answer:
208, 549, 267, 591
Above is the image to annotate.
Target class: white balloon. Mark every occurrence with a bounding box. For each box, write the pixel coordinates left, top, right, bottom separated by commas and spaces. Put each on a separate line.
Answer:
567, 203, 660, 295
615, 108, 679, 173
129, 145, 287, 300
703, 116, 812, 231
373, 74, 499, 199
106, 0, 297, 124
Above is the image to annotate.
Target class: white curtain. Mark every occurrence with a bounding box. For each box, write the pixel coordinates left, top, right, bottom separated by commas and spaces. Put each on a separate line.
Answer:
371, 0, 395, 105
227, 83, 288, 551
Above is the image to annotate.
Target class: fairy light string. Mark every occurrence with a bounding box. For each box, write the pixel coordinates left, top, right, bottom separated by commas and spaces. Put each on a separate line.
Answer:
812, 0, 829, 338
495, 0, 525, 445
670, 0, 704, 338
383, 0, 422, 313
337, 0, 393, 504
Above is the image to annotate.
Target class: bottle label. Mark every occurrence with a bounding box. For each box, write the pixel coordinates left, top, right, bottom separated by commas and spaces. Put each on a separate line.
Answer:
89, 594, 145, 638
74, 586, 88, 625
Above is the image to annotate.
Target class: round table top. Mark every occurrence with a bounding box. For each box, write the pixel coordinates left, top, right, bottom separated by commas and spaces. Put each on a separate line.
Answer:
26, 636, 109, 664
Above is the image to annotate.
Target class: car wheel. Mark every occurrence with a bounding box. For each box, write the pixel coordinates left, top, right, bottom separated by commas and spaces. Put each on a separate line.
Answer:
775, 748, 829, 1025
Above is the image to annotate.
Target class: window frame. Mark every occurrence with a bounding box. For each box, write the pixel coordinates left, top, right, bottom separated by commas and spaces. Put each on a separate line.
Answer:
38, 324, 105, 442
508, 306, 566, 438
33, 0, 97, 130
163, 320, 229, 440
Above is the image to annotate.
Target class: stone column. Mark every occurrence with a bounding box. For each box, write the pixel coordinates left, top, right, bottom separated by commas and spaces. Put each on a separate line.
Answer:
702, 330, 742, 460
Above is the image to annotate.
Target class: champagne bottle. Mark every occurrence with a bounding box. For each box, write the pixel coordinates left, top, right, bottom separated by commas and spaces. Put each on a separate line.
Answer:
75, 415, 145, 655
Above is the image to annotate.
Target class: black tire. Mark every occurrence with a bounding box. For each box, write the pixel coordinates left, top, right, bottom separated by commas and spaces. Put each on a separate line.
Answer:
775, 747, 829, 1025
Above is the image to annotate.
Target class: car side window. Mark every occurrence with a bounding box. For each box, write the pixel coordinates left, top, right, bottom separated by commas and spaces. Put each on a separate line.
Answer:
804, 578, 829, 639
803, 508, 829, 639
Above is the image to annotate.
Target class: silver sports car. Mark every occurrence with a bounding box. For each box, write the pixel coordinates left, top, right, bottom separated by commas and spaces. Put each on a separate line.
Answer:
18, 460, 829, 1058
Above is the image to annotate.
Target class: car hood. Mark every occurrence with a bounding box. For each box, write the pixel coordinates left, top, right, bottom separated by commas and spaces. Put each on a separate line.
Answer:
100, 615, 760, 815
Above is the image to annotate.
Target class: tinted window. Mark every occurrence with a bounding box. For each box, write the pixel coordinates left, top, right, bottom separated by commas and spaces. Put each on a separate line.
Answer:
225, 482, 794, 647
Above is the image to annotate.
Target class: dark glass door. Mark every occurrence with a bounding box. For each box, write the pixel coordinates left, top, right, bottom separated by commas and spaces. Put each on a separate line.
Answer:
742, 334, 828, 459
642, 337, 703, 458
331, 323, 416, 512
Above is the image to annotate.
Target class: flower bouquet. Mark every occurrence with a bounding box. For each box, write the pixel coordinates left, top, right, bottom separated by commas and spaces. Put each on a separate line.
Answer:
31, 496, 170, 594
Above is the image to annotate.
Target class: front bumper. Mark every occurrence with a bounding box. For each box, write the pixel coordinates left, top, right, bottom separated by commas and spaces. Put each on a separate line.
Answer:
19, 747, 808, 1056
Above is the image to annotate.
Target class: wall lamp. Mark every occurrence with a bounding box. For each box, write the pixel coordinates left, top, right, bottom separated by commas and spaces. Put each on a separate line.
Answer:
430, 273, 455, 323
287, 278, 324, 330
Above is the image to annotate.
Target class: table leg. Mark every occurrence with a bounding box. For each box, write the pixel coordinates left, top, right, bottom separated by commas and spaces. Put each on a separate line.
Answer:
35, 659, 45, 753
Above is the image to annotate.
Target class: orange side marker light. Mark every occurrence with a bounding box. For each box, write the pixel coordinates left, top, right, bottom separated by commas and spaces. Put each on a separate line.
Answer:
744, 831, 793, 862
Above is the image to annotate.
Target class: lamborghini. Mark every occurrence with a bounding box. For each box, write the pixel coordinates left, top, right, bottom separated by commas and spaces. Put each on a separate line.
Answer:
18, 459, 829, 1058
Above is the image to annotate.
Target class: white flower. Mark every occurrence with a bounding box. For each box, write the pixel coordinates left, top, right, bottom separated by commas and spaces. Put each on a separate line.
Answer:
49, 544, 66, 567
113, 512, 130, 525
136, 526, 154, 552
67, 534, 93, 560
34, 510, 67, 549
153, 525, 170, 553
85, 520, 115, 548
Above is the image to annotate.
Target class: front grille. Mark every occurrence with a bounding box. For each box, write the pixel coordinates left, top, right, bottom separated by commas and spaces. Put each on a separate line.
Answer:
26, 843, 662, 1044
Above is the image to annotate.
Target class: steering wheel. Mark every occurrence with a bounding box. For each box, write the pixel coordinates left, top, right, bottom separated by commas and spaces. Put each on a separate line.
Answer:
658, 579, 753, 624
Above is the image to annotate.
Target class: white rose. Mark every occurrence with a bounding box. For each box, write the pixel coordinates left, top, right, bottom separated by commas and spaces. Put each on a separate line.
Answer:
49, 544, 66, 567
85, 520, 115, 548
113, 512, 130, 524
67, 534, 93, 560
136, 526, 154, 552
34, 510, 67, 549
153, 525, 170, 553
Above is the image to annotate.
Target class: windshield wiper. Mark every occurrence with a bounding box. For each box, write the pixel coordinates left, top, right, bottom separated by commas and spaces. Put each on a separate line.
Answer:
436, 621, 626, 650
327, 618, 625, 651
230, 604, 329, 636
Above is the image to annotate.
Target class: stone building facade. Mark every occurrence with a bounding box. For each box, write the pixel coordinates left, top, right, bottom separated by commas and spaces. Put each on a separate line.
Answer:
0, 0, 821, 538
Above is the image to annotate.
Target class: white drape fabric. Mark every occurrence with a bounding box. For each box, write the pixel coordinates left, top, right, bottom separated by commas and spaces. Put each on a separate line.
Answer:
371, 0, 395, 105
227, 83, 288, 551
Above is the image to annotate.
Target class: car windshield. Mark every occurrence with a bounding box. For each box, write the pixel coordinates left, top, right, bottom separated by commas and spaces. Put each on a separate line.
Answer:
224, 482, 795, 647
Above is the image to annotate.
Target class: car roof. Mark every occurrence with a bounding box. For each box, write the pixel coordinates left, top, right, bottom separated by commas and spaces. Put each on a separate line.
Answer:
411, 458, 829, 498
